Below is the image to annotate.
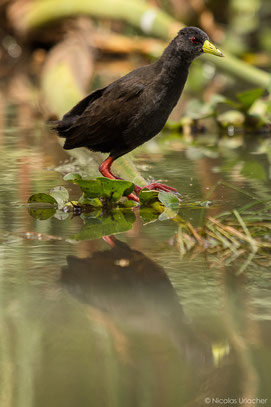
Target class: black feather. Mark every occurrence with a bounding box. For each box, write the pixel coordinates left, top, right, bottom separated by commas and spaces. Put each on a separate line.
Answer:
52, 27, 210, 159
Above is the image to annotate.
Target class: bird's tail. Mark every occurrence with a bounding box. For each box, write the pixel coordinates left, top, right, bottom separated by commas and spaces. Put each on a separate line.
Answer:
49, 118, 75, 138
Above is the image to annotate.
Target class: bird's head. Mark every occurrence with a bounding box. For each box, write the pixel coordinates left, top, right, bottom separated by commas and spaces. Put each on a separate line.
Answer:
176, 27, 224, 60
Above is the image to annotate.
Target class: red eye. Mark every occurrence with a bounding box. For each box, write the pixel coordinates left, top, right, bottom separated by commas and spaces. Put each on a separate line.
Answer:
190, 36, 199, 45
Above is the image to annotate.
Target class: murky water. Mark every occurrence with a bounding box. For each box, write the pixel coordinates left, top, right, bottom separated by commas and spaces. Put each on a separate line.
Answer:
1, 100, 271, 407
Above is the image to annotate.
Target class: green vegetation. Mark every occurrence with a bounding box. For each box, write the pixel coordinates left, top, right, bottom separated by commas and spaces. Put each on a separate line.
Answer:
27, 176, 271, 261
167, 87, 271, 132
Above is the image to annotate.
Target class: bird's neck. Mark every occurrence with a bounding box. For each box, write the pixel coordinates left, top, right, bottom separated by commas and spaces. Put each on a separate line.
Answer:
156, 36, 192, 83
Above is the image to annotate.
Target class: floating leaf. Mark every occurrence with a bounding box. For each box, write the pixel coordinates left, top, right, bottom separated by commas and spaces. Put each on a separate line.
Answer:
73, 209, 136, 240
68, 177, 134, 202
28, 193, 58, 206
63, 173, 82, 181
49, 186, 69, 208
78, 194, 103, 207
139, 189, 159, 205
158, 191, 179, 209
28, 193, 58, 220
237, 88, 264, 111
96, 177, 134, 199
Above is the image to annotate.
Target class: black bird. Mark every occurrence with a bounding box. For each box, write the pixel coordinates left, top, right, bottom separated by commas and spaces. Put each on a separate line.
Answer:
53, 27, 223, 201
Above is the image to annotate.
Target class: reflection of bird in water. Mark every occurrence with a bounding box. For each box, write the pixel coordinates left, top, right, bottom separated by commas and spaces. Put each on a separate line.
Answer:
61, 236, 211, 365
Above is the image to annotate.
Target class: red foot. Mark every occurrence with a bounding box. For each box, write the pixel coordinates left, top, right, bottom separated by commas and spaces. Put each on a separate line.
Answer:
99, 157, 178, 203
127, 192, 140, 202
134, 183, 178, 194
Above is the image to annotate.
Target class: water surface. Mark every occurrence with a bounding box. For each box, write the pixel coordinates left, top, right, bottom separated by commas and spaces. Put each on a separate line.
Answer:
0, 99, 271, 407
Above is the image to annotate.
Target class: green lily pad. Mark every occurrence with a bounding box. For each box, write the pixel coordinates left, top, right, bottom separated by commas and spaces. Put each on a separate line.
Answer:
96, 177, 134, 199
73, 209, 136, 240
68, 177, 134, 202
28, 193, 58, 206
49, 186, 69, 208
63, 173, 82, 181
27, 193, 58, 220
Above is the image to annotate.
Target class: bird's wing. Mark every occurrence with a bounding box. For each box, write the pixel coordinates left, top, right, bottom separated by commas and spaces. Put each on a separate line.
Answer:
61, 76, 146, 150
55, 87, 106, 131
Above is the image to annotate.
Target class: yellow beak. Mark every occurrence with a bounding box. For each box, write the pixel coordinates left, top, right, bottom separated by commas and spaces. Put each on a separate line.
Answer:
202, 40, 224, 57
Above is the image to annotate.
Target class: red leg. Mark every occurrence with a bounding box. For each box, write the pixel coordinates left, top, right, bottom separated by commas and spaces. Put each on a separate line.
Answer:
103, 235, 116, 247
134, 183, 178, 194
99, 156, 119, 179
99, 156, 139, 202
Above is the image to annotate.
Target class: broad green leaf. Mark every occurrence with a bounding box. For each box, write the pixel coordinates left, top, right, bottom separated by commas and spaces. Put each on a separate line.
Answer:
158, 191, 179, 209
28, 193, 58, 219
28, 193, 58, 206
78, 194, 103, 207
237, 88, 264, 111
63, 172, 82, 181
96, 177, 134, 199
139, 189, 159, 205
69, 177, 134, 202
49, 186, 69, 208
72, 179, 103, 198
73, 209, 136, 240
